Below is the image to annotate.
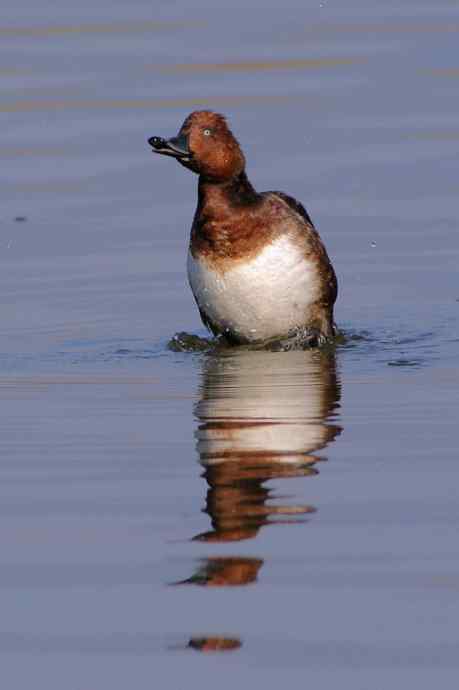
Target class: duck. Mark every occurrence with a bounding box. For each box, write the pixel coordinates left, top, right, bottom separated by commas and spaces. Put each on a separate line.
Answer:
148, 110, 337, 346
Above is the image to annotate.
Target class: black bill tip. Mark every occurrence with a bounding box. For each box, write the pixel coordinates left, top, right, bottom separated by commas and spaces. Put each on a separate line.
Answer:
148, 132, 190, 158
148, 136, 166, 150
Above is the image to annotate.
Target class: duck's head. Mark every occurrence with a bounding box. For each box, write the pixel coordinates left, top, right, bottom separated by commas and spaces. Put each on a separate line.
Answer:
148, 110, 245, 183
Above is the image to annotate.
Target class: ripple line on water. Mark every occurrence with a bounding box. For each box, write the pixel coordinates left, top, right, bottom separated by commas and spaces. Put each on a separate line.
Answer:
0, 93, 311, 114
153, 56, 364, 75
0, 20, 205, 38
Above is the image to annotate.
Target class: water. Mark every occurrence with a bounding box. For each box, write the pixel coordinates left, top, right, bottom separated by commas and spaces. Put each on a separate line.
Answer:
1, 0, 459, 687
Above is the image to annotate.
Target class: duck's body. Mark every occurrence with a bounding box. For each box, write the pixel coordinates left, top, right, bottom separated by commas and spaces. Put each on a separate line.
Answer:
149, 111, 337, 345
188, 181, 336, 344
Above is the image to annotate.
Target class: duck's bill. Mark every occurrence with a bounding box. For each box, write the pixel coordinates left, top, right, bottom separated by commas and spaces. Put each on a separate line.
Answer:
148, 133, 191, 160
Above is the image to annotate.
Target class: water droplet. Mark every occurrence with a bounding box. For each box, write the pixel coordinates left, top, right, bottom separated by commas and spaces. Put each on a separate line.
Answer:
371, 241, 376, 248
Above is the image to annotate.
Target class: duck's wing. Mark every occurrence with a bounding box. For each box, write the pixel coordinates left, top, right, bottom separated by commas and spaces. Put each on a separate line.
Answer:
264, 191, 315, 227
264, 191, 338, 311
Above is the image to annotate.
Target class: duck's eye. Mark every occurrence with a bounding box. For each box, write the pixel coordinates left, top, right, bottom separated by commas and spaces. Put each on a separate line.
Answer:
203, 128, 212, 137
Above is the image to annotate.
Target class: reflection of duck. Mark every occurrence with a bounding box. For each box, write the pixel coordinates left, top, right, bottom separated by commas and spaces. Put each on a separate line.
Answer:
177, 349, 341, 651
193, 348, 341, 543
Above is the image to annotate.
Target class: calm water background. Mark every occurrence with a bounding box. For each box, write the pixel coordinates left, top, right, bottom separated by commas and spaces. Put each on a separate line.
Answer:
1, 0, 459, 687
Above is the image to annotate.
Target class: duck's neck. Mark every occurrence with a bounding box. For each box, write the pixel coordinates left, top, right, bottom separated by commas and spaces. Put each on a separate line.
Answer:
197, 171, 259, 218
191, 171, 265, 259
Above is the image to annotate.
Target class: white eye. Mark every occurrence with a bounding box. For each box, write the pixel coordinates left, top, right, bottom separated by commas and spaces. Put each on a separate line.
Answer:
203, 128, 211, 136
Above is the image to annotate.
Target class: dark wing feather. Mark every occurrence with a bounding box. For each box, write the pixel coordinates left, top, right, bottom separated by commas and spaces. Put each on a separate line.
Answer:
264, 191, 315, 227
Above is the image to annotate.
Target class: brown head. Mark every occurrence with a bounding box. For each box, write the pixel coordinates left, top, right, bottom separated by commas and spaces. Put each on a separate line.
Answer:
148, 111, 245, 183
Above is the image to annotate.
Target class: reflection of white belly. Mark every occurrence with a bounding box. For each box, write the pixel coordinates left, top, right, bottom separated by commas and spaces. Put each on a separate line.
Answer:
197, 419, 331, 464
195, 349, 339, 464
187, 235, 320, 342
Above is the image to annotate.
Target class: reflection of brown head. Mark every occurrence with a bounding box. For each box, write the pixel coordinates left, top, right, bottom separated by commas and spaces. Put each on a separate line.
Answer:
188, 636, 242, 652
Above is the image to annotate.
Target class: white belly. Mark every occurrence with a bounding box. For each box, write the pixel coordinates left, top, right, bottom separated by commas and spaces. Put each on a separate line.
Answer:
187, 235, 320, 343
